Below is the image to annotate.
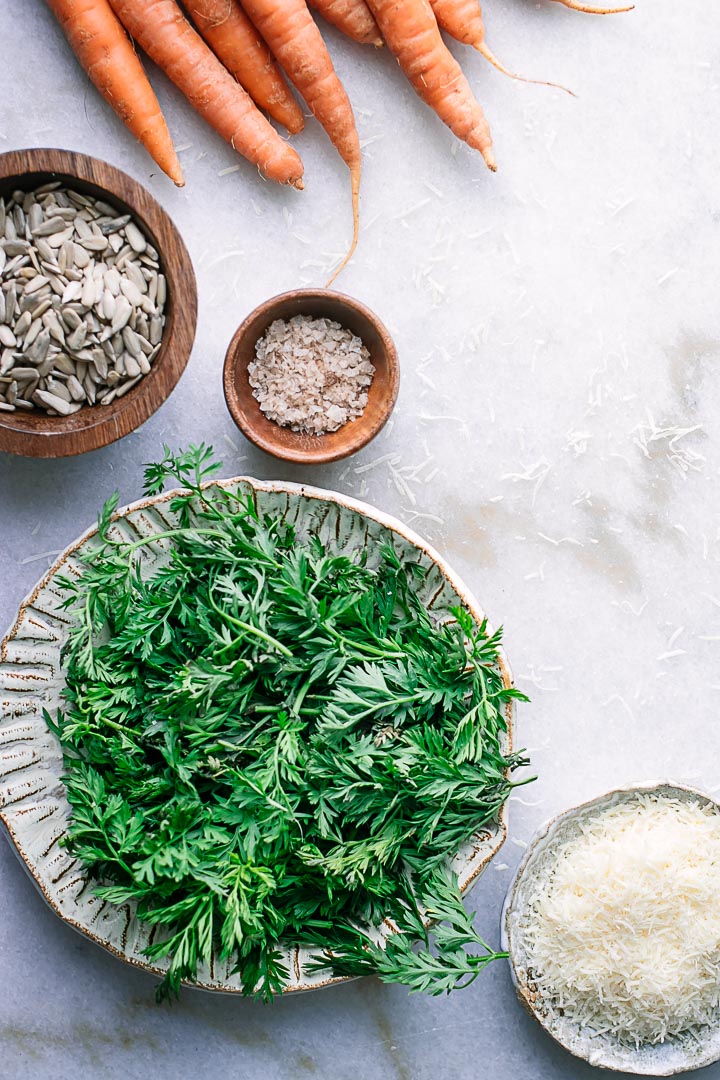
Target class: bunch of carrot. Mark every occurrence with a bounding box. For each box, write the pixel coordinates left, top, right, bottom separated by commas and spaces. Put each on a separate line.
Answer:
47, 0, 632, 281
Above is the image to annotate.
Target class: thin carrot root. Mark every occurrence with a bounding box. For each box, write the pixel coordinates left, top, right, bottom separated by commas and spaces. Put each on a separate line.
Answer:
325, 163, 360, 287
428, 1, 574, 96
478, 43, 575, 96
549, 0, 634, 12
241, 0, 362, 281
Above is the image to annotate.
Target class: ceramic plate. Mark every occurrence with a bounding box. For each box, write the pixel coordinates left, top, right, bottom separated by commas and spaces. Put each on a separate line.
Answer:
502, 782, 720, 1075
0, 478, 514, 994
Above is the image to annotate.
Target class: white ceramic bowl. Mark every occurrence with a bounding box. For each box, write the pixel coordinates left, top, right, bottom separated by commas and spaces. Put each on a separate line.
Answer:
0, 477, 515, 994
502, 782, 720, 1076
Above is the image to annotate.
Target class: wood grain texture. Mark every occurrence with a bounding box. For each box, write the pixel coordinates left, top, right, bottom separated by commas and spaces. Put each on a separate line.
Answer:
0, 148, 197, 458
223, 288, 400, 464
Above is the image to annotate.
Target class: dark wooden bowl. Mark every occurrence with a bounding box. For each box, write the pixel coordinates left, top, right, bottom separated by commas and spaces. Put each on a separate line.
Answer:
223, 289, 399, 465
0, 148, 197, 458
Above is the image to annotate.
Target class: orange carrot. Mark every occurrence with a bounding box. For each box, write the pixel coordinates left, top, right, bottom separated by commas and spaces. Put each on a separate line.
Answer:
429, 0, 574, 95
108, 0, 303, 187
549, 0, 634, 11
241, 0, 361, 283
45, 0, 184, 186
307, 0, 383, 46
185, 0, 305, 133
365, 0, 496, 170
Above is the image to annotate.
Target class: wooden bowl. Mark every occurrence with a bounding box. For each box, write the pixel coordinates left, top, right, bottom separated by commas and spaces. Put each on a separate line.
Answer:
223, 289, 399, 464
0, 148, 197, 458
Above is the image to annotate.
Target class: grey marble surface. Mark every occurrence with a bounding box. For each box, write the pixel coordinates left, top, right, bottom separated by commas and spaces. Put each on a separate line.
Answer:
1, 1, 719, 1077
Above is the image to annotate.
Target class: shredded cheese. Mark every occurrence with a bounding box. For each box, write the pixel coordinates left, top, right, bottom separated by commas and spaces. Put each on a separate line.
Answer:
522, 793, 720, 1047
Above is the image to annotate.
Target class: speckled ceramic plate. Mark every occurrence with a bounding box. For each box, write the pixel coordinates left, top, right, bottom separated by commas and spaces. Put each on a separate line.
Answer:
502, 782, 720, 1076
0, 478, 514, 994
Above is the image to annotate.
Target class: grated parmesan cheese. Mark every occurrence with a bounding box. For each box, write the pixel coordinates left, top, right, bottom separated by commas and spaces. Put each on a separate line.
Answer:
521, 793, 720, 1047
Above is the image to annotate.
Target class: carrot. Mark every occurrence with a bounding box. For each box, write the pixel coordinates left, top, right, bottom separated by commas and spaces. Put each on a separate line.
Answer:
307, 0, 383, 46
241, 0, 361, 283
365, 0, 496, 170
185, 0, 305, 133
46, 0, 184, 186
548, 0, 634, 11
108, 0, 303, 187
428, 0, 574, 95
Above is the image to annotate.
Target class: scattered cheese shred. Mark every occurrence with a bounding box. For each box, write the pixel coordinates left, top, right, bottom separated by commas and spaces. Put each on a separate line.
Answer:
522, 793, 720, 1047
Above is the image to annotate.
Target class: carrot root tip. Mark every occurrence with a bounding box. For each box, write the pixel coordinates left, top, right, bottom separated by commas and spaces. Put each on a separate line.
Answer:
478, 43, 575, 97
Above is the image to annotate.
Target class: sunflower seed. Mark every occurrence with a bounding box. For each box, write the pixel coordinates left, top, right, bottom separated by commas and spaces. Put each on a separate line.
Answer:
66, 374, 85, 402
1, 183, 165, 415
83, 373, 96, 404
5, 283, 17, 321
24, 274, 49, 295
73, 216, 91, 239
43, 310, 65, 344
120, 279, 143, 308
27, 328, 51, 364
62, 281, 83, 304
27, 203, 43, 232
149, 316, 164, 345
12, 367, 40, 384
116, 375, 143, 398
32, 389, 74, 414
67, 191, 92, 207
66, 323, 88, 351
92, 352, 109, 380
79, 236, 109, 253
45, 377, 72, 402
80, 275, 96, 309
14, 310, 32, 338
125, 261, 147, 294
123, 352, 141, 379
3, 239, 30, 257
32, 216, 66, 238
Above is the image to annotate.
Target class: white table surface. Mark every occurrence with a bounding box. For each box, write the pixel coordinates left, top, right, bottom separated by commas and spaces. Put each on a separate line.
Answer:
1, 1, 719, 1077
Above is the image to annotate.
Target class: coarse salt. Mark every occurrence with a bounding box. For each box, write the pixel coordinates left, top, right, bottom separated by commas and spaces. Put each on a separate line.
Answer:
248, 315, 374, 436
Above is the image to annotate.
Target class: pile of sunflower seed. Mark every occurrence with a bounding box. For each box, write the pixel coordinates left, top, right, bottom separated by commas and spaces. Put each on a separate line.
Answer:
0, 182, 166, 416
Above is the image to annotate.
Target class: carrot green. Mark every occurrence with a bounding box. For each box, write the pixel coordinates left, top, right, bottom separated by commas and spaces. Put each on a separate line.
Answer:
48, 446, 530, 1001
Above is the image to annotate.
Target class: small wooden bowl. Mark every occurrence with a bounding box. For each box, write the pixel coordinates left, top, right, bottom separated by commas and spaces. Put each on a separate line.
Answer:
0, 148, 197, 458
223, 289, 399, 465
